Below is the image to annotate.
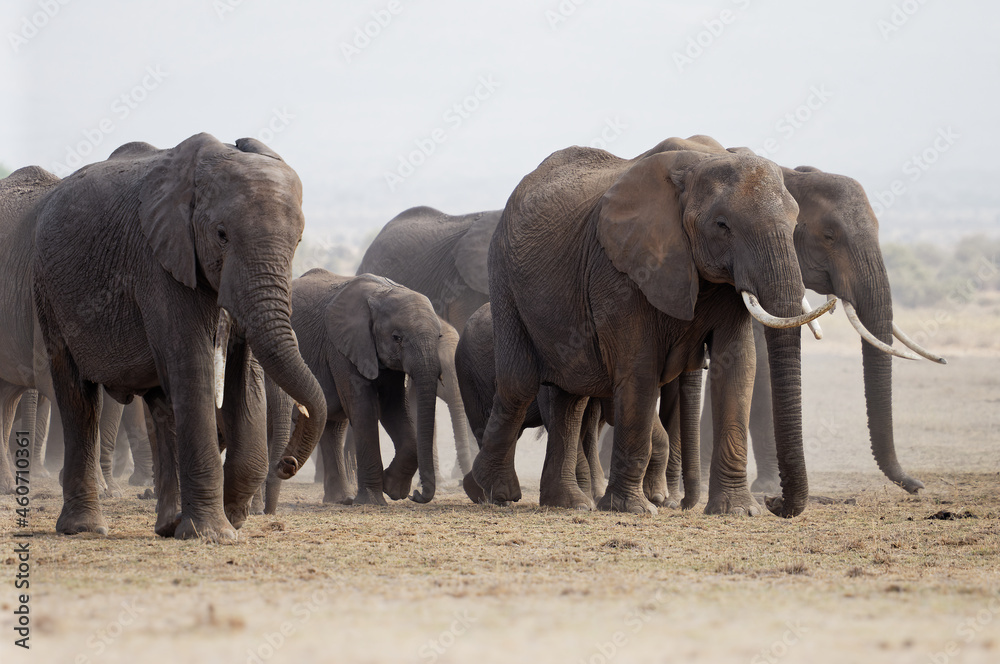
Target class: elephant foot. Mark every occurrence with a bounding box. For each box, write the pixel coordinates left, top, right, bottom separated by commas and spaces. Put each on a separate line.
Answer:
540, 484, 594, 511
705, 489, 761, 516
750, 474, 780, 494
224, 502, 250, 530
32, 465, 51, 479
249, 493, 264, 515
100, 477, 124, 499
470, 464, 521, 505
128, 470, 153, 487
138, 488, 156, 500
323, 491, 355, 506
154, 510, 182, 537
175, 514, 237, 542
680, 494, 699, 511
463, 472, 490, 504
353, 486, 388, 506
383, 464, 415, 501
597, 489, 658, 515
643, 476, 669, 508
56, 501, 108, 535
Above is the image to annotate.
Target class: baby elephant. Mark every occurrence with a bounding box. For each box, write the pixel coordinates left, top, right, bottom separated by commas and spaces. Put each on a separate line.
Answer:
268, 269, 443, 506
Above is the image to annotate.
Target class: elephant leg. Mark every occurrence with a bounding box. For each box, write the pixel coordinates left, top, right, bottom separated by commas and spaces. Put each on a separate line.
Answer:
579, 400, 606, 501
382, 375, 422, 500
127, 402, 153, 487
574, 436, 591, 499
598, 425, 613, 481
597, 381, 658, 515
345, 382, 387, 506
645, 416, 674, 509
344, 430, 359, 495
45, 343, 107, 535
0, 382, 26, 494
218, 344, 268, 530
97, 397, 124, 498
705, 322, 760, 516
438, 349, 475, 478
678, 370, 704, 510
144, 389, 180, 535
141, 401, 159, 498
312, 443, 324, 483
263, 380, 293, 514
112, 417, 133, 480
748, 324, 779, 493
31, 393, 51, 479
319, 420, 352, 504
44, 406, 65, 475
539, 389, 592, 510
700, 376, 714, 484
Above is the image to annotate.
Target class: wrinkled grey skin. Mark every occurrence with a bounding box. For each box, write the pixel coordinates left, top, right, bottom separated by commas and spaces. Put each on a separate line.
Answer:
266, 269, 442, 508
31, 134, 327, 541
357, 207, 500, 476
470, 139, 813, 517
658, 136, 925, 495
7, 390, 51, 481
108, 399, 153, 486
455, 303, 609, 506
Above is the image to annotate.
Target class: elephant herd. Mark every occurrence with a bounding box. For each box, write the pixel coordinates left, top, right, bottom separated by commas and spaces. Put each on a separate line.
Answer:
0, 132, 945, 541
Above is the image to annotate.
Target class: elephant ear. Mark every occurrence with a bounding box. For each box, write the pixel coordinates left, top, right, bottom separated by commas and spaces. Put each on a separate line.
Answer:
596, 150, 708, 321
138, 133, 227, 289
327, 275, 386, 380
454, 210, 502, 295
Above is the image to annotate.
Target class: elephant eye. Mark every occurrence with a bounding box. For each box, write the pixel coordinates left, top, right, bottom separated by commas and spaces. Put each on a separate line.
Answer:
217, 226, 228, 244
715, 216, 730, 232
392, 333, 402, 343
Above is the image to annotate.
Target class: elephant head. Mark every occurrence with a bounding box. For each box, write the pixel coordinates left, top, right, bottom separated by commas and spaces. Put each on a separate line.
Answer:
782, 166, 944, 493
598, 150, 832, 516
138, 133, 327, 479
330, 275, 444, 502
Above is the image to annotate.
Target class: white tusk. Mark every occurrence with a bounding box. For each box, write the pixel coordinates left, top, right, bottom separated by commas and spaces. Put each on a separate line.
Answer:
826, 293, 838, 314
741, 292, 837, 329
802, 295, 823, 340
843, 302, 922, 360
296, 403, 310, 418
892, 322, 947, 364
214, 309, 233, 409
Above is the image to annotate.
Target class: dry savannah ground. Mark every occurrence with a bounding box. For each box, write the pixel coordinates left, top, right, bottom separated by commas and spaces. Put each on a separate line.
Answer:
2, 293, 999, 664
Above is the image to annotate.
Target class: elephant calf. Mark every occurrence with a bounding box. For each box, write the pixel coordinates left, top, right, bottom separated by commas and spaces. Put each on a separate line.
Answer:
267, 270, 443, 507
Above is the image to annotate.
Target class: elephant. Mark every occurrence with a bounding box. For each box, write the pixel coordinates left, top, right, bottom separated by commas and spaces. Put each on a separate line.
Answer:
264, 269, 443, 508
30, 133, 328, 540
652, 136, 944, 494
356, 206, 501, 477
0, 166, 63, 494
7, 390, 51, 480
467, 139, 834, 517
455, 303, 610, 506
109, 399, 153, 486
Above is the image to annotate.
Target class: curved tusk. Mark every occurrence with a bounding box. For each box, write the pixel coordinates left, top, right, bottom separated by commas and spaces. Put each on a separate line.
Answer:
892, 322, 948, 364
296, 403, 310, 418
214, 308, 233, 409
826, 293, 837, 314
741, 291, 837, 329
842, 302, 921, 360
802, 295, 823, 340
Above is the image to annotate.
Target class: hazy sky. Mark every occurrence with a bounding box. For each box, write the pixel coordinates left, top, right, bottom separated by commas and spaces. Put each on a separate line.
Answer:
2, 0, 997, 242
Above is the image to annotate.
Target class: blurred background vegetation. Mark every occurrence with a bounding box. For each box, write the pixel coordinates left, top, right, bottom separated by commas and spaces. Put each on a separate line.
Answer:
882, 235, 1000, 307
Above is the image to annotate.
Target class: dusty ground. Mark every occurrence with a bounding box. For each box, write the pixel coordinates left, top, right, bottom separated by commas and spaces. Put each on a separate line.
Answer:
1, 298, 998, 664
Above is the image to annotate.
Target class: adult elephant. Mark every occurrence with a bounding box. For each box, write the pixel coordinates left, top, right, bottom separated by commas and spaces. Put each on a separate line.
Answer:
468, 140, 833, 517
658, 137, 944, 494
0, 166, 62, 494
32, 134, 327, 540
265, 270, 442, 507
357, 207, 501, 476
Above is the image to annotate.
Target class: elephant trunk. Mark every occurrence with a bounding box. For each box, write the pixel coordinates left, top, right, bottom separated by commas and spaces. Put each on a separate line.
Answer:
850, 253, 924, 493
409, 364, 440, 503
748, 245, 809, 518
227, 269, 327, 480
